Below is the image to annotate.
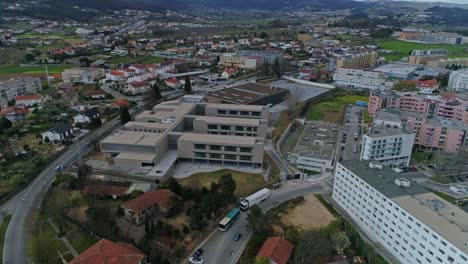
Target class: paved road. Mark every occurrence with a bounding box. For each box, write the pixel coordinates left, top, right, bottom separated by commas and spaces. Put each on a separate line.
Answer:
193, 181, 328, 264
342, 105, 363, 161
2, 105, 144, 264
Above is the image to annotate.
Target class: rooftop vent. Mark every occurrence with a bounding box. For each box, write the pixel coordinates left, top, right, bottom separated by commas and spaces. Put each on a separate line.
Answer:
395, 178, 411, 188
427, 199, 445, 211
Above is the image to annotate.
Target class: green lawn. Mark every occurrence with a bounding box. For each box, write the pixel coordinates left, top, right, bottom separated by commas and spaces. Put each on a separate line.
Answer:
375, 39, 468, 61
0, 64, 77, 75
363, 108, 373, 123
429, 176, 453, 184
306, 95, 369, 124
0, 215, 12, 263
178, 169, 268, 197
67, 230, 99, 254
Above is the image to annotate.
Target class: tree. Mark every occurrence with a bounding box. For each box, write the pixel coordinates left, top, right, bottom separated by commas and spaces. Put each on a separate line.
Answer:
293, 230, 332, 263
0, 117, 12, 132
393, 81, 417, 91
187, 207, 205, 231
184, 76, 192, 94
119, 106, 131, 124
218, 173, 236, 201
260, 32, 268, 39
24, 53, 35, 62
331, 231, 351, 254
246, 205, 264, 234
166, 177, 183, 196
272, 58, 281, 78
152, 81, 162, 101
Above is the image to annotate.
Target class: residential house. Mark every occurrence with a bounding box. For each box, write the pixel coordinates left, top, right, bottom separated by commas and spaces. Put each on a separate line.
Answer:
69, 239, 147, 264
123, 189, 178, 225
221, 68, 238, 79
164, 78, 182, 89
41, 123, 74, 143
0, 106, 29, 122
256, 237, 294, 264
86, 90, 107, 100
73, 108, 100, 124
15, 94, 43, 108
62, 68, 105, 84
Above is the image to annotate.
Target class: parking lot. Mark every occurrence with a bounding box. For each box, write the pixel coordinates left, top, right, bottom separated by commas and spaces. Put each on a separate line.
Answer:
341, 105, 365, 161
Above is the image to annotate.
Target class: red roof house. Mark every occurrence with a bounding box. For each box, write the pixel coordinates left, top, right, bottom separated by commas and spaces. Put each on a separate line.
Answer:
112, 99, 130, 109
257, 237, 294, 264
0, 106, 29, 122
123, 189, 178, 225
69, 239, 146, 264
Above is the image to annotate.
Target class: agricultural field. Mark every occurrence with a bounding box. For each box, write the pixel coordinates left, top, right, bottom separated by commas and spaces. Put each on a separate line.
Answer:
375, 39, 468, 61
0, 64, 77, 79
108, 56, 166, 65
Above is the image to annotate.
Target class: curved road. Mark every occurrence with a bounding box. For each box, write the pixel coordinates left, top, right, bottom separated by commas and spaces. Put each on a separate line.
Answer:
3, 118, 121, 264
192, 180, 329, 264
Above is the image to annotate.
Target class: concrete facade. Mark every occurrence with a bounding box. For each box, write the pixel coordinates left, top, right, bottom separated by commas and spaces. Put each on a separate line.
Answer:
448, 69, 468, 93
62, 67, 106, 83
333, 68, 394, 91
0, 77, 42, 108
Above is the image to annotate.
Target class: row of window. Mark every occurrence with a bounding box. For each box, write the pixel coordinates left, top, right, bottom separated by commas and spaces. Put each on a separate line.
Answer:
217, 110, 261, 117
194, 144, 253, 153
207, 124, 259, 132
194, 152, 253, 161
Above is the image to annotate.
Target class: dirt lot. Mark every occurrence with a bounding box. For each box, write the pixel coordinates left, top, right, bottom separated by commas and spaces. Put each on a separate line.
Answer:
281, 194, 334, 230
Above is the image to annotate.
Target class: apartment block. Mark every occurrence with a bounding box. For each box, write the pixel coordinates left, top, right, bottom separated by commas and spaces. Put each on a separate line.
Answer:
400, 31, 463, 45
376, 109, 468, 153
0, 77, 42, 108
218, 54, 263, 70
448, 69, 468, 93
333, 51, 377, 69
368, 91, 468, 124
62, 67, 106, 83
360, 123, 415, 167
409, 49, 448, 65
333, 161, 468, 264
100, 97, 269, 182
333, 68, 394, 91
237, 50, 284, 64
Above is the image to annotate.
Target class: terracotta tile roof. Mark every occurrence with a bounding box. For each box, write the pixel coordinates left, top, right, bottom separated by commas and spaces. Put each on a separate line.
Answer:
83, 185, 129, 197
123, 189, 176, 213
257, 237, 294, 264
15, 95, 42, 101
69, 239, 145, 264
0, 106, 29, 116
165, 77, 180, 84
112, 99, 130, 108
111, 70, 124, 76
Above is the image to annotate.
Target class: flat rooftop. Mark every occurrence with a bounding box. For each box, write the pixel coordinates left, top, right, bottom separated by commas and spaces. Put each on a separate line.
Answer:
340, 160, 468, 255
374, 63, 418, 75
136, 101, 195, 122
367, 123, 410, 137
193, 116, 263, 126
206, 103, 267, 111
101, 131, 162, 146
207, 83, 287, 105
123, 121, 172, 130
293, 121, 340, 161
115, 152, 156, 162
179, 132, 261, 145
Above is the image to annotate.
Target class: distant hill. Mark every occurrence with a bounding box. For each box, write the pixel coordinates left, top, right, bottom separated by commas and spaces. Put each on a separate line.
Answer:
425, 6, 468, 27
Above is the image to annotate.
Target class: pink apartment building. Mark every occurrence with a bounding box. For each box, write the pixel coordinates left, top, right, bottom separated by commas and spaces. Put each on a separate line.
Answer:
369, 91, 468, 124
376, 109, 468, 153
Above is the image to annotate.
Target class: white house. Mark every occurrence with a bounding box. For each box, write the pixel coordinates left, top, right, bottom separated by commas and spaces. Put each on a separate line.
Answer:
41, 123, 74, 143
73, 108, 100, 124
15, 94, 43, 108
221, 68, 238, 79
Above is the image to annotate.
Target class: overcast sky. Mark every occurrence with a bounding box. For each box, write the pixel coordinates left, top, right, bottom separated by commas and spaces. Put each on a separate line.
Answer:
391, 0, 468, 3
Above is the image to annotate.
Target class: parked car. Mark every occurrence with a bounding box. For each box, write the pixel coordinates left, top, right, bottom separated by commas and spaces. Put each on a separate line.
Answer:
234, 233, 242, 241
193, 249, 204, 258
189, 257, 204, 264
410, 167, 418, 172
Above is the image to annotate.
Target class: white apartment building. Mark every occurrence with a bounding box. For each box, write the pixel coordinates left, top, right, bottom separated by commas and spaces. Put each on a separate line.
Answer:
360, 123, 415, 167
62, 68, 105, 83
333, 161, 468, 264
333, 68, 394, 91
448, 69, 468, 93
0, 77, 42, 108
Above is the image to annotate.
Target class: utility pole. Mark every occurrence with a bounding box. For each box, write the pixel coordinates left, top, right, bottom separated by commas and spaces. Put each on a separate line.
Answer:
45, 65, 51, 87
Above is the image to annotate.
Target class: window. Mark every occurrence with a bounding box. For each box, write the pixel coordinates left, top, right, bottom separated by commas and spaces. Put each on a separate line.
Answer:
240, 147, 253, 153
251, 111, 261, 116
220, 125, 231, 130
218, 110, 227, 115
239, 155, 252, 161
224, 146, 237, 152
235, 126, 244, 131
209, 145, 222, 151
194, 152, 206, 158
224, 154, 236, 160
209, 153, 221, 159
208, 124, 218, 129
194, 144, 206, 150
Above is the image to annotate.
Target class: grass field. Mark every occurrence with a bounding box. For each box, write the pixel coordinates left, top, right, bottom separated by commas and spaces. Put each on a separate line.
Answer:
306, 95, 369, 124
0, 64, 76, 75
375, 39, 468, 61
67, 230, 99, 254
429, 176, 453, 184
0, 215, 12, 263
178, 169, 268, 197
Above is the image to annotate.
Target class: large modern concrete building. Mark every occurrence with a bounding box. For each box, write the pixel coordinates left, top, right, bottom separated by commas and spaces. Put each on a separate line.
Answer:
205, 83, 288, 106
409, 49, 448, 65
374, 63, 418, 80
238, 50, 284, 64
0, 77, 42, 108
360, 123, 415, 167
333, 161, 468, 264
333, 68, 394, 91
400, 31, 463, 45
289, 121, 340, 173
62, 67, 105, 83
100, 98, 269, 182
448, 69, 468, 93
332, 51, 377, 70
218, 54, 263, 70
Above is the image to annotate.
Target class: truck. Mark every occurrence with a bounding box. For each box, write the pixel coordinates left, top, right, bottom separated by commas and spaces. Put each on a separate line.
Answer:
240, 188, 271, 211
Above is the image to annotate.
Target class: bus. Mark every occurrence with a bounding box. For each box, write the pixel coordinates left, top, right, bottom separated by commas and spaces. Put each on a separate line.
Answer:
218, 208, 240, 231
